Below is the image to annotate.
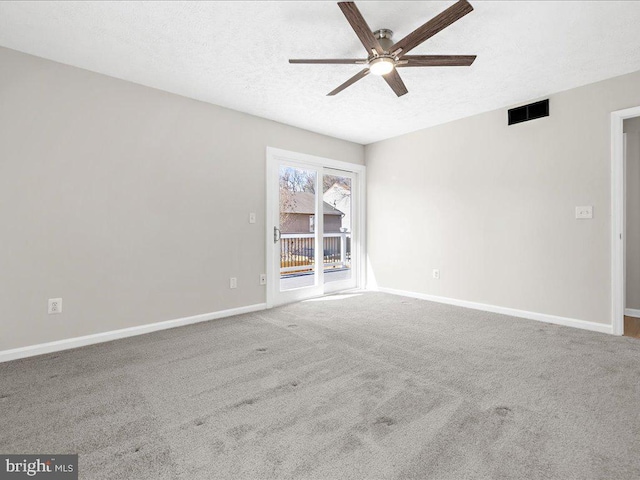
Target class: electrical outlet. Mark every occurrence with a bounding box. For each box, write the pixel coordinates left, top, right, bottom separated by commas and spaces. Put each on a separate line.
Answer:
48, 298, 62, 314
249, 212, 256, 224
230, 277, 237, 289
432, 269, 440, 280
575, 206, 593, 219
259, 274, 267, 285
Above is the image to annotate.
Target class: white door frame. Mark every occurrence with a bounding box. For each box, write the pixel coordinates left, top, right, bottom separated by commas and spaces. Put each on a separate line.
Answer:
265, 147, 366, 308
611, 106, 640, 335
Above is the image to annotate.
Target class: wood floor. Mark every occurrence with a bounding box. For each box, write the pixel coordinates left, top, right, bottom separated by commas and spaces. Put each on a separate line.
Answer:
623, 316, 640, 338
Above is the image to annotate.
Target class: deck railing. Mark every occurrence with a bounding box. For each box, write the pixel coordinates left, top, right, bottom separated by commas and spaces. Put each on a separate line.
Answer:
280, 232, 351, 275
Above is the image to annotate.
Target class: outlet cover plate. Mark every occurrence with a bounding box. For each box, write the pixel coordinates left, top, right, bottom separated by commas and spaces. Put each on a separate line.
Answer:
576, 206, 593, 219
48, 298, 62, 314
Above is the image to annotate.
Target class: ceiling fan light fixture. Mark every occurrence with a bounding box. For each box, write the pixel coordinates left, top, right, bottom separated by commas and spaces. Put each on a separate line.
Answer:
289, 0, 476, 96
368, 57, 394, 76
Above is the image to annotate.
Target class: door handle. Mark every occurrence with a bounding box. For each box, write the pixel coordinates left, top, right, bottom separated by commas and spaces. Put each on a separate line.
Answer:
273, 226, 281, 243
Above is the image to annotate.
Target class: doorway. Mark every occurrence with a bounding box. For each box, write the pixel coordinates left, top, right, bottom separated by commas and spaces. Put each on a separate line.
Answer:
611, 106, 640, 336
265, 148, 365, 307
623, 116, 640, 338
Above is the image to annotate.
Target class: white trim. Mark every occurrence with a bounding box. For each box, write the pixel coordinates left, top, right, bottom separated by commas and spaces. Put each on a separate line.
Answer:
625, 308, 640, 319
375, 287, 613, 335
611, 106, 640, 335
266, 147, 367, 175
0, 303, 267, 363
265, 150, 278, 309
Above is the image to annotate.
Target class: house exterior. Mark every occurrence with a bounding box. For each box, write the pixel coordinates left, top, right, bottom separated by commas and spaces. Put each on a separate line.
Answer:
280, 191, 343, 234
323, 183, 351, 231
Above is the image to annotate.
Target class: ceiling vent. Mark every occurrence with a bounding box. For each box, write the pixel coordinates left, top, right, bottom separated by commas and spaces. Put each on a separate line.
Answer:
508, 99, 549, 126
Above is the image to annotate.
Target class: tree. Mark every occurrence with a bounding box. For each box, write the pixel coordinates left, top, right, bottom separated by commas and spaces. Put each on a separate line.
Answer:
279, 167, 314, 232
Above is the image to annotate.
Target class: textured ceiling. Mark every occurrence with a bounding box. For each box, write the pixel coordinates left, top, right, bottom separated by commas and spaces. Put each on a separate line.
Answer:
1, 1, 640, 144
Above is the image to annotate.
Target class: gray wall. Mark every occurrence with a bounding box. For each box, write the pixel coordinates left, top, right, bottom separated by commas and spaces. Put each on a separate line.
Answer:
625, 117, 640, 310
366, 70, 640, 325
0, 47, 364, 351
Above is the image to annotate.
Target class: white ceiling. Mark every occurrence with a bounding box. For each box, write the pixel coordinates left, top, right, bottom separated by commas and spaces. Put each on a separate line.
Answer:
1, 1, 640, 144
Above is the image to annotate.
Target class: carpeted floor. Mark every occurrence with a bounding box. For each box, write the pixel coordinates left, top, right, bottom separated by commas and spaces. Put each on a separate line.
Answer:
2, 292, 640, 479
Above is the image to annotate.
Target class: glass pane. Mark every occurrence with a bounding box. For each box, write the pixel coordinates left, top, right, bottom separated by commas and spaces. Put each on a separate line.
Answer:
322, 173, 352, 284
279, 166, 317, 291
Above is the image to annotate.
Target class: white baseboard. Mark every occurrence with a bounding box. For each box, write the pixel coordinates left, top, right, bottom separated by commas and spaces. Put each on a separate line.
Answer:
0, 303, 267, 364
625, 308, 640, 319
374, 287, 613, 335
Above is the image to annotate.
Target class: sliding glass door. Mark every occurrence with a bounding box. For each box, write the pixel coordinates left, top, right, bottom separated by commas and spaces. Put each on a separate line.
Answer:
277, 163, 322, 299
321, 168, 355, 293
266, 149, 363, 306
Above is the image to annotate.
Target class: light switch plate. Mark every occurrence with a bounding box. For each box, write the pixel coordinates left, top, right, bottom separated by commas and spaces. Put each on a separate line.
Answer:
575, 206, 593, 219
249, 213, 256, 224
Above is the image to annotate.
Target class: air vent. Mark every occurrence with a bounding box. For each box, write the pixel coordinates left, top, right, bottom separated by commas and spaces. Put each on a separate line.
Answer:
508, 99, 549, 126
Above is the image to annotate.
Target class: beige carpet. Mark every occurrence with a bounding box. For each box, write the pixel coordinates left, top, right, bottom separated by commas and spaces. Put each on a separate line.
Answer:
1, 292, 640, 479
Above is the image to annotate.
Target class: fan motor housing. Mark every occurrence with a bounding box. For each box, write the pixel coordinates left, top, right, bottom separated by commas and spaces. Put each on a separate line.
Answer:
374, 29, 394, 53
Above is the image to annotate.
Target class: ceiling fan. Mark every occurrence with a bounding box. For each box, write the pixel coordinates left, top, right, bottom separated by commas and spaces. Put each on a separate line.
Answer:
289, 0, 476, 97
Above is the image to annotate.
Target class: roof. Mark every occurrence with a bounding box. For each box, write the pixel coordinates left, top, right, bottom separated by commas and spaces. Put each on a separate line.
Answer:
281, 192, 343, 216
323, 184, 350, 214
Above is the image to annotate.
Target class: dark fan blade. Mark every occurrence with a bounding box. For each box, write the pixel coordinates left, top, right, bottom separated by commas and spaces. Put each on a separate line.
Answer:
289, 59, 364, 65
397, 55, 476, 67
382, 69, 408, 97
338, 2, 384, 55
390, 0, 473, 57
327, 68, 370, 96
